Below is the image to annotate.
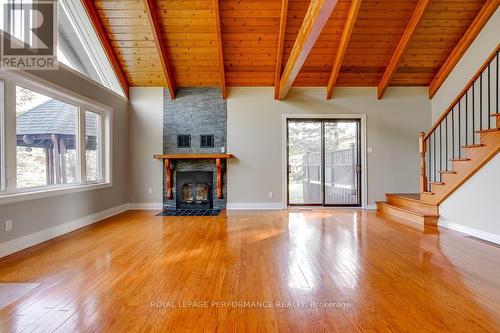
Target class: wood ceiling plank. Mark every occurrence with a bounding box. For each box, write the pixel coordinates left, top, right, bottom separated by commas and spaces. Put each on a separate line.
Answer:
81, 0, 129, 96
213, 0, 227, 98
428, 0, 500, 98
278, 0, 339, 99
274, 0, 289, 99
377, 0, 432, 99
144, 0, 176, 98
326, 0, 361, 99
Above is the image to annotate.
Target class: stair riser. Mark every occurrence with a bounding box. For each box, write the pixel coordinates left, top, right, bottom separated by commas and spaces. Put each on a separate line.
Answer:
386, 195, 438, 216
422, 131, 500, 205
376, 203, 437, 226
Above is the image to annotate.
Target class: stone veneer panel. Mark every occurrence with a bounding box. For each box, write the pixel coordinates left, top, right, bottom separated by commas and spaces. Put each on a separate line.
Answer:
163, 88, 227, 209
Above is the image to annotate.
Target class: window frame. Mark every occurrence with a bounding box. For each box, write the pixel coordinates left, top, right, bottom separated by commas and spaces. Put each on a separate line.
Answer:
0, 80, 5, 192
0, 70, 113, 205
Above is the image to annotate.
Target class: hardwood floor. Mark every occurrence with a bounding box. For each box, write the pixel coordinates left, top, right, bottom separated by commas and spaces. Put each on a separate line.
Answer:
0, 209, 499, 332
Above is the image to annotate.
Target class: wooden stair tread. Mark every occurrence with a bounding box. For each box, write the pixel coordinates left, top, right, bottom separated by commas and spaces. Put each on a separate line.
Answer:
386, 193, 421, 202
429, 182, 445, 185
462, 144, 484, 148
439, 170, 456, 174
476, 128, 499, 133
490, 113, 500, 117
376, 201, 438, 218
450, 158, 470, 161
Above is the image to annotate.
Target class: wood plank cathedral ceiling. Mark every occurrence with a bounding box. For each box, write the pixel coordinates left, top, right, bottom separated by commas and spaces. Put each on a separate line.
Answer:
94, 0, 499, 98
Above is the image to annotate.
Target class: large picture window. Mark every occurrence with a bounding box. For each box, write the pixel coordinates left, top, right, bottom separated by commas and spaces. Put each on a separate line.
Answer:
16, 87, 78, 188
0, 71, 111, 202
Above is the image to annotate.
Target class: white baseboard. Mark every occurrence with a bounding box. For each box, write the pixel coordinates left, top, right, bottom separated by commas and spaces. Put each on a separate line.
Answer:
439, 220, 500, 245
365, 203, 377, 210
0, 204, 129, 258
128, 202, 163, 210
226, 202, 284, 210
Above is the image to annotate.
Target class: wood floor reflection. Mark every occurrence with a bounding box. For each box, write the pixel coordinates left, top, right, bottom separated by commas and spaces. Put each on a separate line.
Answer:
0, 210, 499, 332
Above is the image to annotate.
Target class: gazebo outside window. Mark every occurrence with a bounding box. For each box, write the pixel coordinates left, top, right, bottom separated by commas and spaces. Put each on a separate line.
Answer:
16, 87, 99, 188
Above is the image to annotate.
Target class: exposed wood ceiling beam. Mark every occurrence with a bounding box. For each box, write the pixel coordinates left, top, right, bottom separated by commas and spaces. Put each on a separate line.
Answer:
278, 0, 339, 100
377, 0, 431, 99
326, 0, 361, 99
144, 0, 176, 99
81, 0, 129, 97
274, 0, 289, 100
213, 0, 227, 99
428, 0, 500, 99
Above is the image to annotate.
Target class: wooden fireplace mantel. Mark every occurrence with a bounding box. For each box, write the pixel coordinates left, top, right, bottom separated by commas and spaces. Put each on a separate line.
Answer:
154, 153, 235, 200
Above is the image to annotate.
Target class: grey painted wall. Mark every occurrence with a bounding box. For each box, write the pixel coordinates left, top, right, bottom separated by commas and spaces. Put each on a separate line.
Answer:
0, 67, 128, 243
226, 87, 431, 207
128, 87, 163, 205
163, 88, 227, 209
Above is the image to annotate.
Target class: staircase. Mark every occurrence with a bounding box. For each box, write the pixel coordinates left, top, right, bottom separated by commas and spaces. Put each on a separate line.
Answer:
377, 45, 500, 226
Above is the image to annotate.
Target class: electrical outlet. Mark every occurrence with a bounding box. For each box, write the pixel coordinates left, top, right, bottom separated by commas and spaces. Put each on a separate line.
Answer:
147, 187, 153, 194
268, 191, 273, 199
5, 220, 12, 232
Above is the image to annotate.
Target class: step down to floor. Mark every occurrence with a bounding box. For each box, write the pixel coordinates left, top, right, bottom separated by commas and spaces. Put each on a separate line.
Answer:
376, 201, 438, 226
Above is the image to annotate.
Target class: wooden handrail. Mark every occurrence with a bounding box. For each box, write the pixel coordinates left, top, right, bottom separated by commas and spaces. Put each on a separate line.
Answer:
423, 43, 500, 142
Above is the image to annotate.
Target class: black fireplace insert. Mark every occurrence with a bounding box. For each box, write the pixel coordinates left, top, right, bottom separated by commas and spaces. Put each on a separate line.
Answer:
176, 171, 213, 209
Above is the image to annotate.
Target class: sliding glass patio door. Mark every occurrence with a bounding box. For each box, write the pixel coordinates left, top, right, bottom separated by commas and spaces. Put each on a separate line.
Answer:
287, 119, 361, 207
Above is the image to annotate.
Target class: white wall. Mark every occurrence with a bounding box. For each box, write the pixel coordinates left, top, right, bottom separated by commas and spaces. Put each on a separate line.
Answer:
226, 87, 431, 208
439, 154, 500, 243
431, 8, 500, 121
128, 87, 163, 207
430, 8, 500, 241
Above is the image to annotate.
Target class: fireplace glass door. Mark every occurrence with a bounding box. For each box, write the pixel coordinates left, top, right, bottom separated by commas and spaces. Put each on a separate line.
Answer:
287, 119, 361, 207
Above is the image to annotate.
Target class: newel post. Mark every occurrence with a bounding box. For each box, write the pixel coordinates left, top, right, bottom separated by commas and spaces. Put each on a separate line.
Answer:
419, 132, 427, 193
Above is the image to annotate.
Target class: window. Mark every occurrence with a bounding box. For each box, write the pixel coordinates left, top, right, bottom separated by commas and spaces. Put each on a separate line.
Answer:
57, 0, 125, 96
0, 80, 4, 192
177, 135, 191, 148
85, 111, 102, 182
200, 135, 214, 148
0, 70, 111, 202
16, 87, 78, 188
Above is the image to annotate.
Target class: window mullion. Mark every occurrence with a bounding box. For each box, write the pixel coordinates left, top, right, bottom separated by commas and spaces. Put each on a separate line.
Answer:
78, 106, 86, 183
5, 80, 17, 192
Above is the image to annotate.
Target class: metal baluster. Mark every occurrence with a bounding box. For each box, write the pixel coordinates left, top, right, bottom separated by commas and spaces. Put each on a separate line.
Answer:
480, 73, 483, 130
488, 64, 491, 128
458, 99, 461, 158
427, 139, 431, 189
433, 132, 436, 182
472, 81, 475, 144
465, 90, 468, 146
439, 123, 442, 180
452, 106, 455, 159
445, 114, 448, 171
497, 52, 499, 116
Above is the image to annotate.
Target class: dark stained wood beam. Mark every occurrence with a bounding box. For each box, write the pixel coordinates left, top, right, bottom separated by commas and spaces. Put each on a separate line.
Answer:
326, 0, 361, 99
274, 0, 289, 100
377, 0, 431, 99
213, 0, 227, 99
278, 0, 339, 100
144, 0, 176, 100
81, 0, 129, 97
428, 0, 500, 98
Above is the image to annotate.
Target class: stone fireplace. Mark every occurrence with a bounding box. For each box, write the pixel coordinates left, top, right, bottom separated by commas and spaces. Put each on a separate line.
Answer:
162, 87, 227, 210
